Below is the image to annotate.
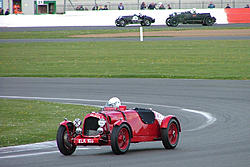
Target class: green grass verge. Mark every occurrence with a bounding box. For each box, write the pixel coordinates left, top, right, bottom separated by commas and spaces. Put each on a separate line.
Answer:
0, 98, 98, 147
0, 40, 250, 79
0, 26, 249, 39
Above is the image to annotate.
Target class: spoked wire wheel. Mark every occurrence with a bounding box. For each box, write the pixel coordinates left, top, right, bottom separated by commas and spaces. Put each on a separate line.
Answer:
205, 17, 213, 26
143, 19, 151, 26
119, 20, 126, 27
170, 18, 179, 27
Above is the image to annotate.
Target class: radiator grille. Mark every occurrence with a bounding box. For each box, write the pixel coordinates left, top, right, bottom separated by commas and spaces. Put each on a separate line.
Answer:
84, 117, 99, 136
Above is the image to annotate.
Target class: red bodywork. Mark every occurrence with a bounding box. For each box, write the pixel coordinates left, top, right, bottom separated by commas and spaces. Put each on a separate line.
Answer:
60, 106, 181, 146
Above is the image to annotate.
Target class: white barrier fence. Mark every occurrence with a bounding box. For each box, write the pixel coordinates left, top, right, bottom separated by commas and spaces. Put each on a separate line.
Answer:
0, 9, 228, 27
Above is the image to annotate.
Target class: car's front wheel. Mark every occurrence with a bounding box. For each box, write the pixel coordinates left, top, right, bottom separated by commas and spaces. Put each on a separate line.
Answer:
111, 124, 131, 154
170, 18, 179, 27
56, 125, 76, 155
161, 118, 180, 149
119, 19, 126, 27
166, 18, 171, 26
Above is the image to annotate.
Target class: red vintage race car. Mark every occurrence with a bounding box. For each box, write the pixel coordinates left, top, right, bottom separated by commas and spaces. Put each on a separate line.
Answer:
56, 97, 181, 155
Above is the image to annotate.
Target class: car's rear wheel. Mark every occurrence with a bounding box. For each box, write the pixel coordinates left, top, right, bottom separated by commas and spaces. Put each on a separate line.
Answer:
111, 124, 131, 154
204, 17, 214, 26
143, 19, 151, 26
56, 125, 76, 155
140, 22, 145, 26
170, 18, 179, 27
161, 118, 180, 149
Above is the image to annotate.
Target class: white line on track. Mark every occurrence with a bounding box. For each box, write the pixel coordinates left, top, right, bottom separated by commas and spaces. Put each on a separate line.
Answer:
0, 151, 60, 159
0, 95, 216, 158
0, 141, 57, 154
181, 109, 216, 131
0, 147, 100, 159
0, 95, 217, 132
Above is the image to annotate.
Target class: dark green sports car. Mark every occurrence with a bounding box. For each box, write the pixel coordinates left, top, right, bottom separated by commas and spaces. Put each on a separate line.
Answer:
166, 11, 216, 27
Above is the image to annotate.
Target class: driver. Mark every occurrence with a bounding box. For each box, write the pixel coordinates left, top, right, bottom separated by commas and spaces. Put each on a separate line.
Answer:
192, 8, 197, 14
105, 97, 164, 125
105, 97, 121, 108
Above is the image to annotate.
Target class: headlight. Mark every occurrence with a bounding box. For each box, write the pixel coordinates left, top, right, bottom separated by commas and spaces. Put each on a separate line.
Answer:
98, 118, 106, 127
97, 127, 104, 134
73, 118, 82, 128
76, 127, 82, 134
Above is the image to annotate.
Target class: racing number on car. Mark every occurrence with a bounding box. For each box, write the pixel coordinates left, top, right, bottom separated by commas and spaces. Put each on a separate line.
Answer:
132, 16, 139, 21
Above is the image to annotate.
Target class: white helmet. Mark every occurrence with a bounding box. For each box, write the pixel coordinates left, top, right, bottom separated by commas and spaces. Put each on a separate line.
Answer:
105, 97, 121, 108
192, 8, 197, 13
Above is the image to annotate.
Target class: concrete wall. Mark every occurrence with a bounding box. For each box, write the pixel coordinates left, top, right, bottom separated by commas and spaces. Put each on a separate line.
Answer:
0, 8, 229, 27
0, 7, 249, 27
1, 0, 249, 15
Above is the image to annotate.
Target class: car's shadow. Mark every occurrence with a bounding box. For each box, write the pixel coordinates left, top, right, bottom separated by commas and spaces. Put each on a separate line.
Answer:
96, 147, 166, 156
71, 146, 178, 157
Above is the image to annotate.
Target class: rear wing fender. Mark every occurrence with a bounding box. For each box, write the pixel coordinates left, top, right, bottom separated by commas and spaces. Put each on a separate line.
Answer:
160, 115, 181, 132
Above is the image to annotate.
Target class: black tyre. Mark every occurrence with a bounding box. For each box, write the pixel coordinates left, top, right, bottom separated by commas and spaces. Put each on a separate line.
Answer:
204, 17, 214, 26
143, 19, 151, 26
115, 21, 121, 27
111, 124, 131, 154
161, 118, 180, 149
166, 18, 171, 26
56, 125, 76, 155
119, 19, 126, 27
140, 21, 145, 26
170, 18, 179, 27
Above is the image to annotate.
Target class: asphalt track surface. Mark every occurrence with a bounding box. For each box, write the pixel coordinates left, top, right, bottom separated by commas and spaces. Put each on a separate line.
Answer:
1, 24, 250, 32
0, 78, 250, 167
0, 36, 250, 42
1, 23, 250, 42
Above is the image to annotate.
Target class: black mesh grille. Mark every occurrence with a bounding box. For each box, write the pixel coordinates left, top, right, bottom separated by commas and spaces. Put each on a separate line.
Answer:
84, 117, 99, 136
